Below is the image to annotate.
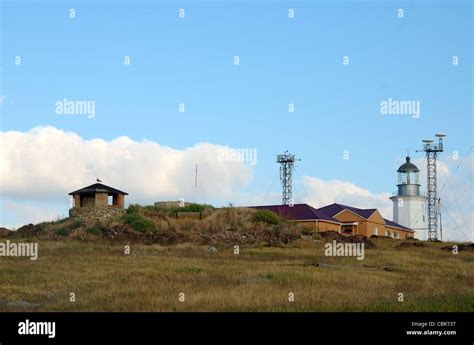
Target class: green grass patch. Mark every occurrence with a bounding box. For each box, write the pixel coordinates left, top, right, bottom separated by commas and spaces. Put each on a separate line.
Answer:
122, 212, 157, 233
55, 227, 71, 236
253, 210, 280, 225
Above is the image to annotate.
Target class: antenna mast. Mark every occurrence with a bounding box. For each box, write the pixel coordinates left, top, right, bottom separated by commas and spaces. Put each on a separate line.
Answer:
418, 133, 446, 241
277, 151, 299, 205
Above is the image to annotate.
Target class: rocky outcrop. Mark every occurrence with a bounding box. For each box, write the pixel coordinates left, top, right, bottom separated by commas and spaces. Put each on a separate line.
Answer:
15, 223, 45, 236
0, 227, 12, 237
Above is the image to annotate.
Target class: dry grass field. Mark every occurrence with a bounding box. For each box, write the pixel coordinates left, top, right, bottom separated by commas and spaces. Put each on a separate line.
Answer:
0, 237, 473, 312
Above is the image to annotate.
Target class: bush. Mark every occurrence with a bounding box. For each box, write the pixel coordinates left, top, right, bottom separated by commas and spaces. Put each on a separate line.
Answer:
122, 212, 156, 233
253, 210, 280, 225
86, 221, 106, 236
127, 204, 141, 214
55, 227, 71, 236
86, 227, 102, 236
70, 219, 85, 229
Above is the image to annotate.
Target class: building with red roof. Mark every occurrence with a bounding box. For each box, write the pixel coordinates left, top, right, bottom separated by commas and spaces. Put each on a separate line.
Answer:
251, 202, 414, 239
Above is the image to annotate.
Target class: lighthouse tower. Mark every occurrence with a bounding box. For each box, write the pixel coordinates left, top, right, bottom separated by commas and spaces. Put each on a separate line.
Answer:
389, 156, 428, 240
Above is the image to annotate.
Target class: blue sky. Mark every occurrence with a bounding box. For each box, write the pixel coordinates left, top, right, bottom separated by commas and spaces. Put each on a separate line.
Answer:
0, 0, 472, 239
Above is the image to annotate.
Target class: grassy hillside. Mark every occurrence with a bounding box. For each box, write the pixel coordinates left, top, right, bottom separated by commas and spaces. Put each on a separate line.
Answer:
0, 205, 472, 312
7, 205, 300, 246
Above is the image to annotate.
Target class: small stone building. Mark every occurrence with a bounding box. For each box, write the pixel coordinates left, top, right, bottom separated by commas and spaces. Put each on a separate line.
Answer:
68, 183, 128, 219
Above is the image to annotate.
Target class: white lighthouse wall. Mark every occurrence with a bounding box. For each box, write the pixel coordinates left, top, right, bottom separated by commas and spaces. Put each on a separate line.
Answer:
392, 197, 428, 240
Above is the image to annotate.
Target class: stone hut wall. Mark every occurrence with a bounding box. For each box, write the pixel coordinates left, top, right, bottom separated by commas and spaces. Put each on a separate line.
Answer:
95, 192, 109, 208
82, 195, 95, 207
69, 207, 126, 220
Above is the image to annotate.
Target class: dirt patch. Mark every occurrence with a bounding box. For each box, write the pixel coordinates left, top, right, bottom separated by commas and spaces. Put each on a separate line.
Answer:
441, 243, 474, 252
396, 241, 426, 249
104, 224, 151, 243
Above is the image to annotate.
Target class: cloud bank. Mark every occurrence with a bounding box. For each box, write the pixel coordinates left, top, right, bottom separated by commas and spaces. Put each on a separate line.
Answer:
0, 125, 253, 204
1, 126, 472, 242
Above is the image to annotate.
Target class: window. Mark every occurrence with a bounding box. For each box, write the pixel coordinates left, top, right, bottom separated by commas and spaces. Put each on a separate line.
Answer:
374, 227, 378, 236
395, 232, 400, 239
384, 231, 388, 236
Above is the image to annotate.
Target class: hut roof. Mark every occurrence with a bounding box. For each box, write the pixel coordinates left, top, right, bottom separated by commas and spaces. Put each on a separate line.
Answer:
68, 183, 128, 195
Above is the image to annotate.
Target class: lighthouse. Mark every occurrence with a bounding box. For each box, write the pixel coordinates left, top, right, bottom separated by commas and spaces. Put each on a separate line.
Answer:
389, 156, 428, 240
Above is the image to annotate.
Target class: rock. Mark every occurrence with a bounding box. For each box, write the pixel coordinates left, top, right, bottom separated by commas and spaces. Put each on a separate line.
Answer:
15, 223, 44, 236
202, 245, 218, 253
0, 227, 12, 237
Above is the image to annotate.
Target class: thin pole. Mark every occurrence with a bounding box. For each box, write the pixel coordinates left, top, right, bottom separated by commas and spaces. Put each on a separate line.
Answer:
195, 164, 198, 192
439, 198, 443, 241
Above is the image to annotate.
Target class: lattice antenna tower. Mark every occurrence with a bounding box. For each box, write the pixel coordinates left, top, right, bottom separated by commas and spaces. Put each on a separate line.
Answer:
418, 133, 446, 241
276, 151, 299, 205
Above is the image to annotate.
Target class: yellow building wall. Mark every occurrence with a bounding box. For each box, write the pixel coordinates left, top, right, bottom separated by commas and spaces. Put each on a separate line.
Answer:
300, 208, 415, 239
333, 210, 366, 223
334, 210, 371, 236
364, 222, 384, 237
296, 221, 316, 232
367, 211, 385, 225
295, 221, 340, 233
384, 226, 413, 239
317, 221, 340, 232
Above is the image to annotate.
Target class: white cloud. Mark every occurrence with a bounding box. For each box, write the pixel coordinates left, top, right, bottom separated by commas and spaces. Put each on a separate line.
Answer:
301, 176, 393, 219
1, 126, 471, 243
0, 125, 254, 205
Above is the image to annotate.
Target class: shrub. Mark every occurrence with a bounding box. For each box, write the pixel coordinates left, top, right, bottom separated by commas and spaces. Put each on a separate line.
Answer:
122, 212, 156, 233
86, 226, 102, 236
86, 221, 106, 236
253, 210, 280, 225
55, 227, 71, 236
127, 204, 141, 214
70, 219, 85, 229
